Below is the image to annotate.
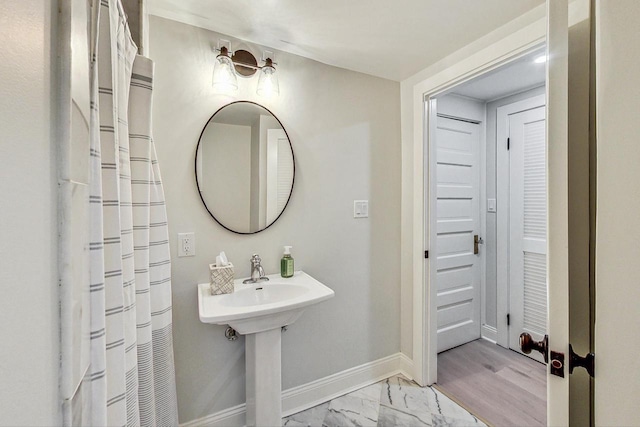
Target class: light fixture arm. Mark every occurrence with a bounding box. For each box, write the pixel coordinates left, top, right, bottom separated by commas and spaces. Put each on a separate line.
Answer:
213, 40, 279, 97
216, 45, 232, 58
214, 47, 276, 71
262, 57, 276, 69
237, 58, 277, 71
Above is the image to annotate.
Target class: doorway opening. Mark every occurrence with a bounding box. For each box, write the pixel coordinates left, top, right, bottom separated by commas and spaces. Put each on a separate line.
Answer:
428, 48, 548, 426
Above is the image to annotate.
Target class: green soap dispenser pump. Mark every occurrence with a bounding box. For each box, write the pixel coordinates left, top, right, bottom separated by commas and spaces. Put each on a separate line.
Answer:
280, 246, 294, 278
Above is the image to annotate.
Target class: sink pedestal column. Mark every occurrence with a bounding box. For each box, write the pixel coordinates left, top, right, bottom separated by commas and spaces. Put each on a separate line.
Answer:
245, 328, 282, 427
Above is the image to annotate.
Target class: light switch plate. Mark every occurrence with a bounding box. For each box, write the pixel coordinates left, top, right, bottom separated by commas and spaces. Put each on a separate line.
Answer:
487, 199, 497, 213
178, 232, 195, 257
354, 200, 369, 218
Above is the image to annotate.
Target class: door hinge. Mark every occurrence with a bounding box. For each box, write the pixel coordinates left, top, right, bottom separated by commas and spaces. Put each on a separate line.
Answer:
424, 250, 429, 259
507, 313, 510, 326
507, 137, 510, 150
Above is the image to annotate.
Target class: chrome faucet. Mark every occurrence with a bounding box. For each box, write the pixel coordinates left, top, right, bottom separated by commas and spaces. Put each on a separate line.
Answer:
243, 254, 270, 284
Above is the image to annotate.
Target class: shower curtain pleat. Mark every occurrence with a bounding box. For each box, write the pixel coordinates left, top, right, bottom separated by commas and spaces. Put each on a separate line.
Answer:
88, 0, 179, 425
88, 0, 107, 425
129, 56, 179, 426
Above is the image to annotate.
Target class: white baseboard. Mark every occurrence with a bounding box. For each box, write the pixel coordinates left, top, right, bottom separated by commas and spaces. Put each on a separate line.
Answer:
481, 325, 498, 344
399, 352, 414, 380
181, 352, 411, 427
282, 352, 409, 416
180, 403, 246, 427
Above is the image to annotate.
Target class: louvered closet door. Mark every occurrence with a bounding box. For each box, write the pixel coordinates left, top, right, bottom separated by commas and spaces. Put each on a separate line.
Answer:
508, 106, 547, 363
265, 128, 292, 224
276, 135, 293, 212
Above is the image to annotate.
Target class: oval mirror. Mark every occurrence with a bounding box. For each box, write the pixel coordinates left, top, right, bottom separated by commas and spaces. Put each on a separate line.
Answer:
195, 101, 295, 234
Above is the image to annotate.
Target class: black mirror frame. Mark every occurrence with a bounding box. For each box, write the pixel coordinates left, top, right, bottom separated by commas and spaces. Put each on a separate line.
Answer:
194, 100, 295, 235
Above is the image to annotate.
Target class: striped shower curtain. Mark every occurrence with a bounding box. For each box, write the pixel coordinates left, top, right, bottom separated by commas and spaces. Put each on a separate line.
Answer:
88, 0, 179, 425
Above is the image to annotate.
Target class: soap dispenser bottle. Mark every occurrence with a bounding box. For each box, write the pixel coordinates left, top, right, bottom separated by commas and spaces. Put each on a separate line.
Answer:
280, 246, 294, 278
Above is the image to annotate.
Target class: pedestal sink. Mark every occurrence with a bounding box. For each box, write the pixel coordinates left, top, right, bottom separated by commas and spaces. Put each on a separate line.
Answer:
198, 271, 334, 426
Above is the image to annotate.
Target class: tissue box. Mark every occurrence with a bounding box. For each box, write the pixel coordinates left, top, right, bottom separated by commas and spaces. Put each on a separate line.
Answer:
209, 262, 235, 295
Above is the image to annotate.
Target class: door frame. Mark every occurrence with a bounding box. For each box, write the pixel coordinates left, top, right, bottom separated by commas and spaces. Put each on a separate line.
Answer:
414, 41, 546, 385
410, 1, 588, 388
495, 95, 546, 349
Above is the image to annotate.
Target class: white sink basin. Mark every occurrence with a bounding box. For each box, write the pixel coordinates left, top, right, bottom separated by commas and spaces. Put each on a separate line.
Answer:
198, 271, 334, 334
222, 284, 308, 307
198, 270, 334, 426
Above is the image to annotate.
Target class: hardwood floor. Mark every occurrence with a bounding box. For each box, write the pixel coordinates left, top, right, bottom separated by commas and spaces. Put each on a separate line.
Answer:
436, 339, 546, 427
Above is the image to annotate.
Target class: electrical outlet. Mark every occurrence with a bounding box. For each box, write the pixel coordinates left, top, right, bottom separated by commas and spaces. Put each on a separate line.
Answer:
178, 232, 195, 257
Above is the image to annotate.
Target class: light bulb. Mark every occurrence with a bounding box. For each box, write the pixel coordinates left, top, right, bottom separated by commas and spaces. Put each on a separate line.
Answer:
212, 49, 238, 93
256, 61, 279, 97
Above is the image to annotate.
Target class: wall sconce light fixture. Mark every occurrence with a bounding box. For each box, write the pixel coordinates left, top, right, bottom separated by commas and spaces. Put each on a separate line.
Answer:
256, 58, 278, 97
212, 40, 279, 97
212, 45, 238, 93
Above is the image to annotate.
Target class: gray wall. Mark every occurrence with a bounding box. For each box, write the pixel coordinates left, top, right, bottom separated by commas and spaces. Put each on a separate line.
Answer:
0, 1, 60, 425
485, 85, 545, 329
438, 94, 485, 122
149, 16, 401, 424
122, 0, 141, 47
201, 123, 252, 231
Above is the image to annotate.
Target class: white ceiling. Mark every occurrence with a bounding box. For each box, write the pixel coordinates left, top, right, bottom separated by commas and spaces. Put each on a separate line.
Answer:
148, 0, 545, 82
450, 49, 546, 101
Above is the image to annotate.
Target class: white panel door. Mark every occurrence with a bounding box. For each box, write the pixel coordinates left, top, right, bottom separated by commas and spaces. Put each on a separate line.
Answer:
594, 1, 640, 425
546, 0, 570, 423
435, 115, 481, 353
507, 106, 548, 363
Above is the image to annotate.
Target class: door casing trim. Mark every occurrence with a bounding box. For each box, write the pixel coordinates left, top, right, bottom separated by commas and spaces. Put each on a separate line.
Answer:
411, 39, 545, 385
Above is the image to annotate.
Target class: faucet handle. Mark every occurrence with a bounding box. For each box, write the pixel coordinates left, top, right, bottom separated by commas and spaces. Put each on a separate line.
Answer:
251, 254, 261, 264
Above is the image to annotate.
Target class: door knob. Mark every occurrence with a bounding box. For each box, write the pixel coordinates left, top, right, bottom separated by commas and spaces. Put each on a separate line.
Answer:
474, 235, 483, 255
519, 333, 549, 363
569, 344, 595, 377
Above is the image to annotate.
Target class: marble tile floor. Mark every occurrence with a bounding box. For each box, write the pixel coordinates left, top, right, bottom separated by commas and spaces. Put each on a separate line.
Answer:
283, 375, 487, 427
